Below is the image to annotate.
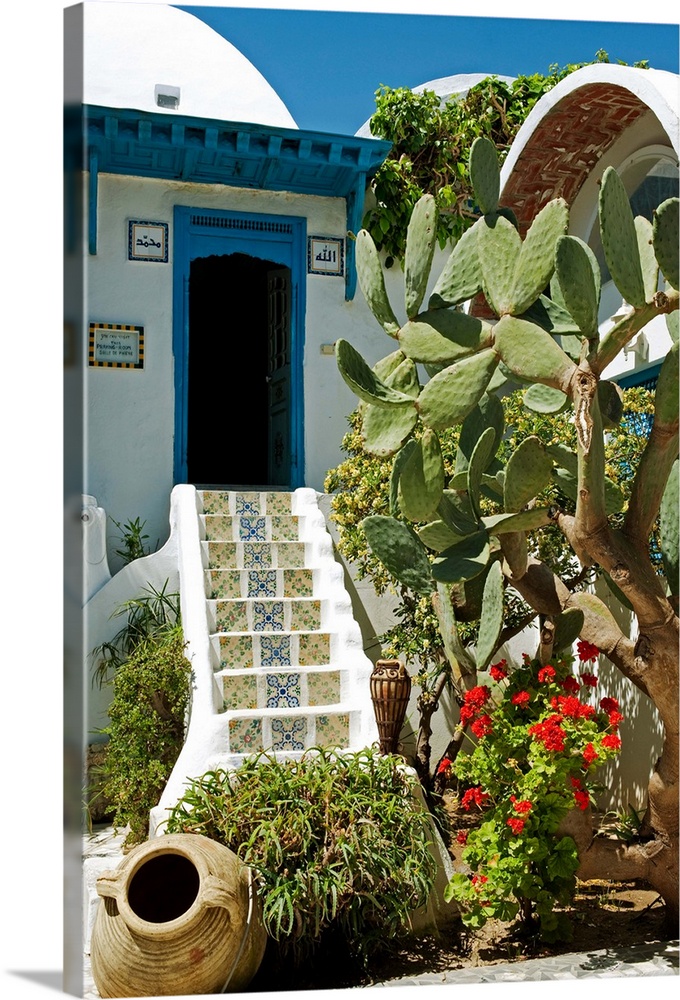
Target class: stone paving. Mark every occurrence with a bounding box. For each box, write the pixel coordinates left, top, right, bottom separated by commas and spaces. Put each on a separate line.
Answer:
83, 826, 678, 996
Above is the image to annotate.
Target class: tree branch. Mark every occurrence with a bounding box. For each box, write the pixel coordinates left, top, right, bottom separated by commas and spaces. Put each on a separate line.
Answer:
624, 418, 679, 551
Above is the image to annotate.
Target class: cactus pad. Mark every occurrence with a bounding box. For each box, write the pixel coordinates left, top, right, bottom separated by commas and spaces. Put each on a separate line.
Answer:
417, 348, 499, 430
552, 608, 585, 652
398, 310, 493, 365
523, 383, 571, 415
418, 520, 463, 552
405, 194, 438, 318
504, 436, 553, 512
467, 426, 498, 520
653, 197, 679, 291
355, 229, 401, 336
336, 338, 417, 408
635, 216, 660, 303
554, 235, 600, 338
456, 392, 505, 473
398, 428, 445, 522
598, 166, 646, 308
429, 220, 483, 308
432, 528, 491, 583
597, 380, 624, 429
361, 358, 419, 456
654, 340, 679, 425
469, 136, 500, 215
494, 315, 577, 387
482, 508, 552, 534
659, 460, 679, 596
477, 213, 522, 315
361, 515, 434, 595
510, 198, 569, 316
475, 560, 504, 671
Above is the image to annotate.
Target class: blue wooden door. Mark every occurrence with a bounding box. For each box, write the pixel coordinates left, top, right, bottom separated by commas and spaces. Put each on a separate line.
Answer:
173, 207, 306, 487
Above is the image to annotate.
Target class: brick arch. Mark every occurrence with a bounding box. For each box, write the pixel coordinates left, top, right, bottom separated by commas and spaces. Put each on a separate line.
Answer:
501, 83, 650, 237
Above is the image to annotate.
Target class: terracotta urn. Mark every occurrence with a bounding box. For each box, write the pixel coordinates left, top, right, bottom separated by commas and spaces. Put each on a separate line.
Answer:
370, 658, 412, 755
90, 833, 267, 997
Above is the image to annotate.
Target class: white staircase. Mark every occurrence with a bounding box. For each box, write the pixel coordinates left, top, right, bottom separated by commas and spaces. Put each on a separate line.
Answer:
150, 484, 378, 832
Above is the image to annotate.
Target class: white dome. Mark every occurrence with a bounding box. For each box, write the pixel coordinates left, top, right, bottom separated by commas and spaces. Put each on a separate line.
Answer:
82, 1, 298, 128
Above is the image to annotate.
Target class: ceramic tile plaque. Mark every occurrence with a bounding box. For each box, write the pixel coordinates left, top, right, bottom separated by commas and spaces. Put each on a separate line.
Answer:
307, 235, 344, 276
128, 220, 169, 261
89, 323, 144, 368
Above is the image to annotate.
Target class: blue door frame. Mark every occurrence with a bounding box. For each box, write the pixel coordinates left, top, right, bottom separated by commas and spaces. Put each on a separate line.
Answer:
173, 206, 306, 487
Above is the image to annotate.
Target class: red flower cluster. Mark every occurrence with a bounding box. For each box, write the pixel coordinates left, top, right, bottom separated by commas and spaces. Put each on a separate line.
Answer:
510, 797, 533, 814
471, 714, 493, 738
507, 817, 525, 835
511, 690, 531, 708
460, 685, 491, 725
461, 786, 489, 811
577, 640, 600, 662
471, 874, 488, 888
571, 776, 590, 811
601, 733, 622, 751
538, 665, 556, 683
528, 714, 566, 752
600, 697, 624, 729
456, 829, 469, 845
560, 676, 581, 694
550, 695, 596, 720
582, 742, 599, 768
489, 659, 508, 682
580, 672, 598, 688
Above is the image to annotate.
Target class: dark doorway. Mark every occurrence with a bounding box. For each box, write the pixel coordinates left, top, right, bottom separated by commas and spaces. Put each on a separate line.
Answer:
186, 253, 289, 486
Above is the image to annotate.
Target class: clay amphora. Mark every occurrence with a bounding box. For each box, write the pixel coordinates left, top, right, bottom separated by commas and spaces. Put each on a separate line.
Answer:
90, 833, 267, 997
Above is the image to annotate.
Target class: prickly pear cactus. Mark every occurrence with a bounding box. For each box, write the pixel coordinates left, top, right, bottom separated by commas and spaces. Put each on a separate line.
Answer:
335, 132, 679, 690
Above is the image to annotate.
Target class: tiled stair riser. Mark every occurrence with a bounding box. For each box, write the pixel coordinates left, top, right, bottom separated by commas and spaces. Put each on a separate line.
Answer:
211, 597, 323, 633
199, 489, 362, 759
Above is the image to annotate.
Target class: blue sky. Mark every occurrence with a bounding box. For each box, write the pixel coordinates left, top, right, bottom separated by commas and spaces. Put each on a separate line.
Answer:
176, 1, 679, 135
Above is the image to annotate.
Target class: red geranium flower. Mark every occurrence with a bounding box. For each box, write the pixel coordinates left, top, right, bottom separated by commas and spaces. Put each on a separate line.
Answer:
471, 714, 493, 738
436, 757, 453, 775
507, 817, 525, 835
461, 786, 489, 811
456, 829, 469, 845
560, 676, 580, 694
608, 710, 624, 729
512, 799, 533, 814
577, 640, 600, 662
489, 660, 508, 682
471, 874, 488, 888
601, 733, 622, 751
600, 696, 619, 714
582, 742, 599, 767
511, 690, 531, 708
580, 672, 598, 688
529, 715, 566, 752
538, 665, 556, 683
574, 788, 590, 810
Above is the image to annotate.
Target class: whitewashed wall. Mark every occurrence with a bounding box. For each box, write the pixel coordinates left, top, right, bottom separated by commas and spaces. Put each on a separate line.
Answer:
85, 172, 390, 570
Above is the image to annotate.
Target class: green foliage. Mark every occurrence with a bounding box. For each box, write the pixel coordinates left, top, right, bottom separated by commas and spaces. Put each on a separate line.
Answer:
363, 54, 648, 263
102, 629, 192, 848
111, 515, 156, 564
442, 650, 624, 940
91, 581, 181, 687
165, 748, 437, 965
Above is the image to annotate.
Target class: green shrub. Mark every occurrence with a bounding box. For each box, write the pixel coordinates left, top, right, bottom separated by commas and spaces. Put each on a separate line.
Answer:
102, 628, 192, 848
165, 748, 437, 964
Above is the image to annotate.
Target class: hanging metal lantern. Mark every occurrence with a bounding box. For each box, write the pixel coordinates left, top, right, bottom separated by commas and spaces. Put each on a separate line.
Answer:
369, 659, 411, 755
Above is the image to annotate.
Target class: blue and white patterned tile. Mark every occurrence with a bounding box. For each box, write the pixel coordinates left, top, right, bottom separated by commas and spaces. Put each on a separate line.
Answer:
238, 517, 267, 542
235, 493, 261, 516
242, 543, 272, 569
247, 570, 278, 598
253, 601, 285, 632
271, 716, 307, 751
259, 634, 291, 667
266, 673, 301, 708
